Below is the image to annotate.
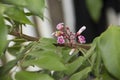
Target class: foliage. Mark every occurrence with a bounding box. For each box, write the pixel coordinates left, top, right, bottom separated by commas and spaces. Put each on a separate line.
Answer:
92, 26, 120, 79
0, 0, 120, 80
85, 0, 103, 22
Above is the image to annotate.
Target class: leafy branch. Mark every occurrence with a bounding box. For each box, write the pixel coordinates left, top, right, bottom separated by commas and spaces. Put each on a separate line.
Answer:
0, 0, 120, 80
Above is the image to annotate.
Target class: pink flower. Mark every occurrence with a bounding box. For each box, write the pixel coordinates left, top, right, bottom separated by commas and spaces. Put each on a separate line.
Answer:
57, 36, 65, 44
56, 23, 64, 30
78, 35, 86, 44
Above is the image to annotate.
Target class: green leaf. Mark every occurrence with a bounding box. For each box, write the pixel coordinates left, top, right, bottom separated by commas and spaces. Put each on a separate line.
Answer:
1, 0, 27, 6
93, 53, 102, 77
22, 54, 66, 71
22, 38, 66, 71
8, 45, 21, 56
0, 14, 7, 57
52, 71, 64, 80
28, 50, 61, 61
5, 6, 32, 25
85, 0, 103, 22
65, 56, 84, 75
0, 60, 17, 75
61, 47, 73, 63
39, 38, 56, 45
0, 43, 34, 76
0, 75, 12, 80
100, 72, 115, 80
25, 0, 45, 19
2, 0, 45, 19
8, 39, 26, 56
70, 67, 91, 80
0, 3, 7, 13
15, 71, 54, 80
95, 26, 120, 79
30, 38, 56, 51
91, 44, 102, 77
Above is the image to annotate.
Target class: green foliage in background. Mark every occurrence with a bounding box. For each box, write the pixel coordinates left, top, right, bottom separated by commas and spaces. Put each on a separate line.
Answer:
86, 0, 103, 22
0, 0, 120, 80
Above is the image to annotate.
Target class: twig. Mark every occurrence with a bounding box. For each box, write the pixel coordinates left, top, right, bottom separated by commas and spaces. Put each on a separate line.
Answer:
9, 31, 39, 41
53, 43, 91, 50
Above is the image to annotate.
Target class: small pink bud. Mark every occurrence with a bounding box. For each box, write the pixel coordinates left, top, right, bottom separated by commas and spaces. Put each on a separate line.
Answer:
77, 26, 86, 35
78, 35, 86, 44
70, 33, 75, 40
56, 23, 64, 30
66, 27, 71, 35
57, 36, 65, 44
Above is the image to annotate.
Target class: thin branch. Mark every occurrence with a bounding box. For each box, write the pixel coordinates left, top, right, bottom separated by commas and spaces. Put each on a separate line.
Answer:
10, 31, 90, 49
9, 31, 39, 41
53, 43, 91, 50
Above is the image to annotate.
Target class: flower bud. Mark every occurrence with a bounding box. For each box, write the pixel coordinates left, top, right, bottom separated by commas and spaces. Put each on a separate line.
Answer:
56, 23, 64, 30
69, 48, 75, 55
77, 26, 86, 35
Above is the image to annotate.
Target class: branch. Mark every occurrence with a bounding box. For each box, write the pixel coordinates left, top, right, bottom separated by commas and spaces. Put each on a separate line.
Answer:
53, 43, 91, 50
10, 31, 91, 49
9, 31, 39, 41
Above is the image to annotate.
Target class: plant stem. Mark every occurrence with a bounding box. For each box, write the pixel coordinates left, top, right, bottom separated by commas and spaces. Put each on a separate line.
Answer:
54, 43, 91, 50
9, 31, 39, 41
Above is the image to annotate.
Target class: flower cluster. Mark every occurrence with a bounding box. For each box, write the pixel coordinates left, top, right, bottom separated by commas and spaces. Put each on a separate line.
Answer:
52, 23, 86, 45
